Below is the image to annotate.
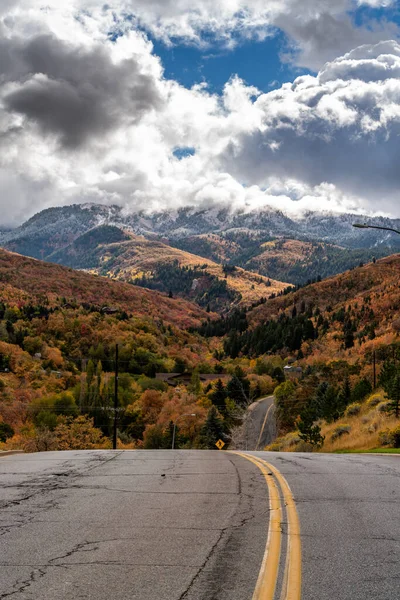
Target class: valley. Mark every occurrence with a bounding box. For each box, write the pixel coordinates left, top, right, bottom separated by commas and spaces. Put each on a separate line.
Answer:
0, 241, 399, 456
0, 205, 399, 457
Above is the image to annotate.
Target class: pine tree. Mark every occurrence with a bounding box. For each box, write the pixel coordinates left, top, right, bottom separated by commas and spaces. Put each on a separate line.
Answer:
304, 319, 315, 341
226, 368, 250, 407
342, 375, 352, 403
378, 360, 396, 388
199, 406, 226, 449
344, 324, 354, 349
387, 373, 400, 418
210, 379, 227, 409
297, 407, 324, 449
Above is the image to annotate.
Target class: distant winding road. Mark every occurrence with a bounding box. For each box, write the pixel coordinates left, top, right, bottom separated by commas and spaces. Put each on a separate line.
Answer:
1, 450, 399, 599
242, 395, 277, 451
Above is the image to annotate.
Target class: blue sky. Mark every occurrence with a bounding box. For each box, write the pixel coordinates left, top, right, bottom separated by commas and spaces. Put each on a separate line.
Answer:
148, 2, 400, 94
352, 2, 400, 28
151, 31, 299, 94
2, 0, 400, 222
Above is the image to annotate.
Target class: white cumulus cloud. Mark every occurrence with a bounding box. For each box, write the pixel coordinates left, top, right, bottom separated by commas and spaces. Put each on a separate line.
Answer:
0, 3, 400, 224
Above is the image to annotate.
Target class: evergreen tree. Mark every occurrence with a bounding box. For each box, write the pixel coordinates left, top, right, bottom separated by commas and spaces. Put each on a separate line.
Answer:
226, 376, 247, 406
297, 407, 324, 449
304, 319, 315, 341
378, 360, 396, 388
0, 422, 14, 442
344, 328, 354, 349
386, 373, 400, 418
342, 375, 352, 403
163, 421, 175, 448
352, 378, 372, 402
210, 379, 227, 408
226, 367, 250, 407
199, 406, 226, 449
314, 382, 343, 422
272, 366, 285, 384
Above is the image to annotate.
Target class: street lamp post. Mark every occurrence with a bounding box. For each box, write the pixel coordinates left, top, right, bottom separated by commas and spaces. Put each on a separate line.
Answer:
171, 413, 197, 450
353, 223, 400, 235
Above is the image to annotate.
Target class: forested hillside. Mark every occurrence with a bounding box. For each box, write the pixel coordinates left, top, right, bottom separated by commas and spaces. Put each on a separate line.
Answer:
174, 234, 392, 285
47, 225, 288, 311
0, 249, 274, 452
1, 249, 399, 454
196, 254, 400, 451
0, 249, 208, 328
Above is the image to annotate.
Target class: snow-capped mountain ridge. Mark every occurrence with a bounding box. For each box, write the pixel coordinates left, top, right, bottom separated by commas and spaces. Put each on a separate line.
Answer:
2, 203, 400, 252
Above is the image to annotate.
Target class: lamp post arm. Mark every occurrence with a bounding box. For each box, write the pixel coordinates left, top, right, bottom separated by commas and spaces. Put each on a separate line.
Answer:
353, 223, 400, 235
365, 225, 400, 235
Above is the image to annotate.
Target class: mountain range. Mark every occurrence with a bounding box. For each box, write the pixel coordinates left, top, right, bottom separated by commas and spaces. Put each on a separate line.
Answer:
0, 203, 399, 295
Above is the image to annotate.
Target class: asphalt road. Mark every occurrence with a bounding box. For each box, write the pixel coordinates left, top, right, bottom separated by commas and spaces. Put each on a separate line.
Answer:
251, 451, 400, 600
0, 450, 269, 600
1, 450, 399, 599
243, 396, 276, 451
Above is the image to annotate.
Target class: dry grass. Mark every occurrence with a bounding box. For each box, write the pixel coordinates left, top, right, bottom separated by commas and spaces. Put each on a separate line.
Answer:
320, 406, 399, 452
90, 234, 288, 304
267, 390, 400, 453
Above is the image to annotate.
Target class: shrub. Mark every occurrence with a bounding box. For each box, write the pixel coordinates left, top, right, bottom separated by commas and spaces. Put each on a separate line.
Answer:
378, 428, 392, 447
282, 431, 301, 448
0, 422, 14, 442
377, 401, 391, 413
53, 416, 111, 450
294, 440, 314, 452
331, 424, 351, 442
388, 425, 400, 448
345, 403, 361, 417
265, 438, 285, 451
366, 393, 384, 408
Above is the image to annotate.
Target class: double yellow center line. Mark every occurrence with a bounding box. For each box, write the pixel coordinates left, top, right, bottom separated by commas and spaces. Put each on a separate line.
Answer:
233, 452, 302, 600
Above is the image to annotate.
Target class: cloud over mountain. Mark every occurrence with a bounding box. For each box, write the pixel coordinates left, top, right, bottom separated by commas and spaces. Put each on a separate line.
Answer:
0, 2, 400, 224
222, 40, 400, 211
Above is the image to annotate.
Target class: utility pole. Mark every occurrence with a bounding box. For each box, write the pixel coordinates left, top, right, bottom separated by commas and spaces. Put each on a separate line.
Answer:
373, 350, 376, 389
79, 358, 87, 413
113, 344, 119, 450
171, 413, 196, 449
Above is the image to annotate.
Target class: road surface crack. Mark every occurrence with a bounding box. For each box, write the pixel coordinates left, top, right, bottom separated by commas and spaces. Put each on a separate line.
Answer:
0, 568, 47, 599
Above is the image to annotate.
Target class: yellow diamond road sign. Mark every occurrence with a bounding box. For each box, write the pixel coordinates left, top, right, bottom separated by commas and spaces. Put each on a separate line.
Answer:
216, 439, 225, 450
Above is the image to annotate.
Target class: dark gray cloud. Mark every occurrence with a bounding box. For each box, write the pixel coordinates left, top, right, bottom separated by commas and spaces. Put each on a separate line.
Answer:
1, 34, 162, 147
221, 41, 400, 212
277, 9, 399, 70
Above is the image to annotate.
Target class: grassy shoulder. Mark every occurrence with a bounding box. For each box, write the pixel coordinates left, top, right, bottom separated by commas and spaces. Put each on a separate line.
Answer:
334, 448, 400, 454
266, 390, 400, 453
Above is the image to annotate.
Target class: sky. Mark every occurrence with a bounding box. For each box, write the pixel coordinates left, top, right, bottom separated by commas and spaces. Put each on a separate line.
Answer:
1, 1, 400, 225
